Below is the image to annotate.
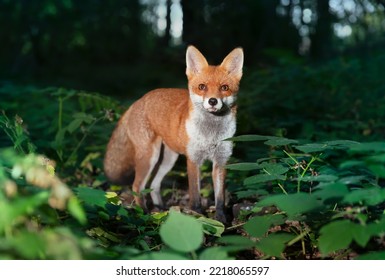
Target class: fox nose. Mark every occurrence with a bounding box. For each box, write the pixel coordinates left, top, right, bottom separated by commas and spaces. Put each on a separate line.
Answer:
208, 98, 218, 106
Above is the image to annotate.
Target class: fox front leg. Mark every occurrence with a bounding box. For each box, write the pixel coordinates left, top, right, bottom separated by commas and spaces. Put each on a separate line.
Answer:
212, 162, 227, 223
187, 158, 202, 213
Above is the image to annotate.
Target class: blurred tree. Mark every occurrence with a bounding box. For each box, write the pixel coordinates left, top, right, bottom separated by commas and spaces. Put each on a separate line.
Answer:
181, 0, 301, 63
163, 0, 172, 47
310, 0, 334, 59
1, 0, 385, 94
181, 0, 206, 47
0, 0, 154, 70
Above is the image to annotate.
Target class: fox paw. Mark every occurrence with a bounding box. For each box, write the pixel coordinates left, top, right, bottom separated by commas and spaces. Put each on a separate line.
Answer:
215, 211, 227, 224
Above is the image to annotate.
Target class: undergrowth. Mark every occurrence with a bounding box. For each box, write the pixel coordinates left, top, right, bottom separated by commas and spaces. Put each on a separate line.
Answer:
1, 53, 385, 259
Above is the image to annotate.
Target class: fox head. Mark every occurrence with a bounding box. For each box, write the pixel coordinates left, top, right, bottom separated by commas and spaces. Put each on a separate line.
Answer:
186, 46, 244, 114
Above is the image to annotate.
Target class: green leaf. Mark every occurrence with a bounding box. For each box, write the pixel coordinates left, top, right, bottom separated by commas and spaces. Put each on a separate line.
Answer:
151, 211, 168, 221
67, 113, 94, 133
199, 247, 233, 260
258, 193, 323, 216
225, 162, 260, 171
0, 191, 50, 232
105, 191, 121, 205
160, 211, 203, 253
351, 224, 371, 248
319, 220, 373, 254
10, 231, 46, 259
235, 189, 268, 199
295, 143, 328, 153
67, 196, 87, 225
13, 134, 28, 149
295, 140, 359, 153
318, 220, 353, 255
299, 174, 338, 182
140, 188, 153, 195
117, 206, 130, 218
134, 252, 189, 260
38, 228, 83, 259
349, 142, 385, 152
75, 187, 107, 207
368, 164, 385, 178
227, 135, 273, 142
355, 251, 385, 260
339, 160, 365, 169
228, 134, 298, 146
365, 153, 385, 163
259, 162, 289, 175
218, 235, 255, 248
368, 217, 385, 236
313, 183, 349, 201
255, 233, 293, 257
197, 217, 225, 237
343, 187, 385, 206
244, 214, 285, 238
72, 112, 94, 122
244, 174, 286, 185
67, 118, 83, 134
338, 175, 366, 185
88, 227, 120, 243
324, 140, 360, 147
264, 138, 298, 146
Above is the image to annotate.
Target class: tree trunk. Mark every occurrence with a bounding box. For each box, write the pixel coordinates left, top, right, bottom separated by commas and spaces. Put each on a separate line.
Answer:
310, 0, 333, 59
181, 0, 205, 45
163, 0, 172, 47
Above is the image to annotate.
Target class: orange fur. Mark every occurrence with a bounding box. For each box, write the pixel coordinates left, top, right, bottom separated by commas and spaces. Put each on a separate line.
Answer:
104, 46, 243, 222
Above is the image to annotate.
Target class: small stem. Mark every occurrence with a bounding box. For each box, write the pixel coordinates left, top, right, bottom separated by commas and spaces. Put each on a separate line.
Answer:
297, 155, 318, 193
287, 228, 310, 247
278, 183, 288, 195
300, 156, 317, 178
191, 251, 198, 260
226, 222, 246, 231
283, 150, 299, 165
301, 232, 306, 256
263, 168, 288, 195
296, 169, 301, 193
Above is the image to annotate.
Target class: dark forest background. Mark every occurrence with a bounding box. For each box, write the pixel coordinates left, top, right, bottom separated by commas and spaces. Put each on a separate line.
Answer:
1, 0, 385, 95
2, 0, 385, 140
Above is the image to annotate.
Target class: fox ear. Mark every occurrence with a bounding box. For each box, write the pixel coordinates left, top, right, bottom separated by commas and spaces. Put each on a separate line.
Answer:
220, 48, 244, 80
186, 46, 209, 77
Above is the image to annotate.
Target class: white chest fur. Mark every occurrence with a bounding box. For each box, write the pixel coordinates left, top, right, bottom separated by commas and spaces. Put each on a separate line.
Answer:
185, 106, 236, 166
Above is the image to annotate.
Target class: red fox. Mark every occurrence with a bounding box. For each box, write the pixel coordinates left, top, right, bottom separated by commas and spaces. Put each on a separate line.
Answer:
104, 46, 243, 222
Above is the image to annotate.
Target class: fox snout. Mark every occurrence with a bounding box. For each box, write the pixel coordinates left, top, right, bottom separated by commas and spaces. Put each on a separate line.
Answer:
204, 97, 222, 112
190, 93, 235, 114
203, 95, 236, 113
203, 96, 236, 113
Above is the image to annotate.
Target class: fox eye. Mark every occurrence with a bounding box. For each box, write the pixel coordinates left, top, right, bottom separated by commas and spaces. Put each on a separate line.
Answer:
198, 84, 207, 90
220, 84, 229, 91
